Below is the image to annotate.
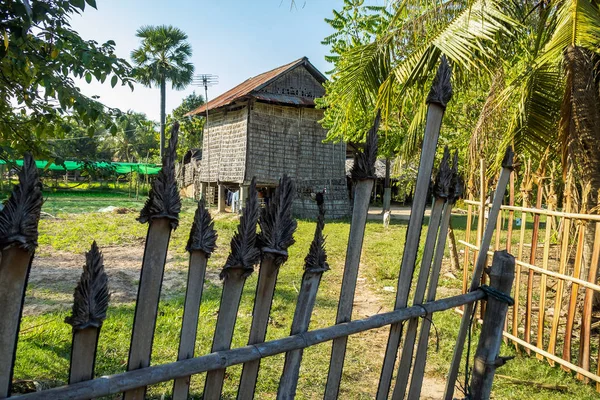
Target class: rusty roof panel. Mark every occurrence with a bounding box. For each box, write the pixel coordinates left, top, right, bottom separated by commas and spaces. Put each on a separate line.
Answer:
185, 57, 325, 116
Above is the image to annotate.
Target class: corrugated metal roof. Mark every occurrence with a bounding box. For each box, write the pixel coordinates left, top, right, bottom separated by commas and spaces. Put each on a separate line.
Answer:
185, 57, 326, 116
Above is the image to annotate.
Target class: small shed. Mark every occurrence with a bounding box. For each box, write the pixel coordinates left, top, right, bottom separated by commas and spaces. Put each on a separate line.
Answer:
186, 57, 349, 218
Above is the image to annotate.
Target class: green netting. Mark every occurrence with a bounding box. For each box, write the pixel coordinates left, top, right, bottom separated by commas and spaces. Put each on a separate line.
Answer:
2, 160, 161, 175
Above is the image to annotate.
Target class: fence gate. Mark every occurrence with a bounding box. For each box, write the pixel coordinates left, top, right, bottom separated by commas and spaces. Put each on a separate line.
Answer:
0, 59, 514, 400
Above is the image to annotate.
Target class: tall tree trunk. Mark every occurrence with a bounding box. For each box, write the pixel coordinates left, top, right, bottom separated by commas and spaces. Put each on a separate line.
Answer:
160, 76, 166, 159
561, 46, 600, 306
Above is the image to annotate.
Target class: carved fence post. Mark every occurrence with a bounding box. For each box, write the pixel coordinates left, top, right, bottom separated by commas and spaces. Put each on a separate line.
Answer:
124, 124, 181, 400
203, 179, 260, 400
65, 242, 109, 387
0, 154, 43, 398
238, 175, 297, 399
444, 147, 513, 400
277, 193, 329, 400
324, 111, 379, 399
172, 200, 217, 400
470, 250, 515, 399
392, 147, 453, 399
377, 56, 452, 400
407, 161, 464, 400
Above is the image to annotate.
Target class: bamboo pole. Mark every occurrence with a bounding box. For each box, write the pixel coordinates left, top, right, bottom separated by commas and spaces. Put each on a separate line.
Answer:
392, 148, 454, 400
563, 184, 590, 370
172, 200, 216, 400
377, 57, 452, 400
478, 159, 488, 319
578, 190, 600, 381
277, 193, 329, 400
238, 176, 297, 399
203, 179, 260, 400
406, 168, 463, 400
548, 168, 573, 365
325, 112, 379, 400
463, 201, 600, 223
470, 251, 515, 400
66, 242, 109, 390
536, 175, 556, 360
0, 153, 43, 398
443, 147, 513, 400
513, 159, 533, 349
17, 291, 486, 400
463, 177, 475, 295
524, 158, 547, 351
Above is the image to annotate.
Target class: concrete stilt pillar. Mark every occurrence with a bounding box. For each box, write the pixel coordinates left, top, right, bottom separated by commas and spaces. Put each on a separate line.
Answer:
383, 187, 392, 212
218, 184, 226, 213
239, 184, 248, 211
199, 182, 207, 201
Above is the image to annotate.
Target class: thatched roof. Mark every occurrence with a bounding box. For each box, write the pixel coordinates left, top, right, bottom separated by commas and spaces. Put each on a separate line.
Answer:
186, 57, 326, 116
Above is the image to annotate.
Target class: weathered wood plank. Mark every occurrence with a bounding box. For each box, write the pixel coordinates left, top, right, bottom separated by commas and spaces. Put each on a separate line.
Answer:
470, 251, 515, 399
204, 179, 260, 400
392, 148, 455, 400
124, 125, 181, 400
443, 147, 513, 400
238, 176, 297, 399
377, 57, 451, 400
172, 200, 216, 400
278, 193, 328, 400
0, 154, 43, 398
17, 291, 485, 400
325, 113, 379, 400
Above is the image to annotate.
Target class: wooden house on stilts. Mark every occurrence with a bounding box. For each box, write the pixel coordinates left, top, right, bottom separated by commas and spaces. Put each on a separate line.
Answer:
185, 57, 350, 218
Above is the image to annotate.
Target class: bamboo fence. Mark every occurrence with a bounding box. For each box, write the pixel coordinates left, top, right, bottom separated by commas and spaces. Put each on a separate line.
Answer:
460, 158, 600, 391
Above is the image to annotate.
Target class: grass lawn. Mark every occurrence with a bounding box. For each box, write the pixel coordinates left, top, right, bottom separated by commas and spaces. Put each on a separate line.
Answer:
6, 188, 600, 399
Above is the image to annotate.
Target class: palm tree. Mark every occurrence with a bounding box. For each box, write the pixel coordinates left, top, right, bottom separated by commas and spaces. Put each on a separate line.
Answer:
131, 25, 194, 158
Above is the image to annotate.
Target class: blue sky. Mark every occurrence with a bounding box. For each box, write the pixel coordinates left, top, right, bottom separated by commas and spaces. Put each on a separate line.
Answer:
69, 0, 369, 122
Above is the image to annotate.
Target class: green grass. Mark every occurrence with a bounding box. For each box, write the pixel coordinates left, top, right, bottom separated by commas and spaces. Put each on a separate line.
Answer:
9, 191, 600, 399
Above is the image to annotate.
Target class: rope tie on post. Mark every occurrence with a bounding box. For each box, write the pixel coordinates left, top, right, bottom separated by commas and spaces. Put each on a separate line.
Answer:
478, 284, 515, 306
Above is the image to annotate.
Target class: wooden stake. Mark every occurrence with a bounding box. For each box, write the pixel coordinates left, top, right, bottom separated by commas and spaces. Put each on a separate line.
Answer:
278, 193, 329, 400
172, 200, 216, 400
525, 156, 547, 351
124, 124, 181, 400
470, 251, 515, 400
463, 176, 475, 295
203, 179, 260, 400
536, 175, 556, 360
0, 153, 43, 398
392, 148, 454, 400
547, 168, 573, 365
443, 147, 513, 400
325, 112, 379, 400
238, 176, 297, 399
578, 190, 600, 381
66, 242, 109, 390
377, 57, 451, 400
406, 168, 463, 400
562, 184, 590, 370
478, 159, 488, 319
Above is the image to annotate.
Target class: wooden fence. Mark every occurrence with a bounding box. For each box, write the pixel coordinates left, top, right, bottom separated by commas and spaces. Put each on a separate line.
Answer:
459, 158, 600, 392
1, 59, 514, 400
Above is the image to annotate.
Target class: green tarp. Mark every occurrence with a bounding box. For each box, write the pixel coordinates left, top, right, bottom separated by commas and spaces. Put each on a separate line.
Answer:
0, 159, 161, 175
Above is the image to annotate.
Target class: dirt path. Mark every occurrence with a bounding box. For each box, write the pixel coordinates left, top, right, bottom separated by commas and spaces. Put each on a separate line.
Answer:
352, 273, 447, 400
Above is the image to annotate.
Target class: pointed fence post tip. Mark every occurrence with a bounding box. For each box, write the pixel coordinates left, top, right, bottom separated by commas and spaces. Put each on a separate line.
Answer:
0, 152, 43, 253
434, 146, 453, 199
502, 146, 515, 170
138, 123, 182, 229
305, 192, 329, 274
351, 110, 380, 181
186, 199, 218, 256
257, 174, 298, 266
426, 56, 453, 109
220, 178, 261, 280
65, 241, 110, 329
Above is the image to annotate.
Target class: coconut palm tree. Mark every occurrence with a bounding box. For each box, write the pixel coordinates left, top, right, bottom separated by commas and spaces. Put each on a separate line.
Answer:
131, 25, 194, 158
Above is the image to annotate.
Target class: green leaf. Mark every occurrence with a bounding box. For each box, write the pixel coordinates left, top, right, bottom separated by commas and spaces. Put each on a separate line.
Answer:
85, 72, 92, 83
85, 0, 97, 9
111, 75, 118, 88
71, 0, 86, 11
